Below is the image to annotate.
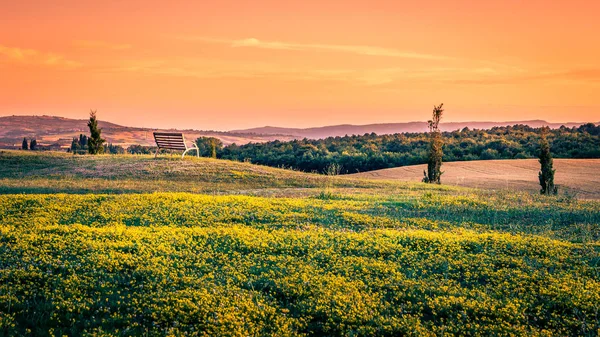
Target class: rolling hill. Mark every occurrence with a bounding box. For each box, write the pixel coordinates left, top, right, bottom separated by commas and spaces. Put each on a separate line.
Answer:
2, 115, 595, 150
232, 120, 592, 139
0, 115, 296, 149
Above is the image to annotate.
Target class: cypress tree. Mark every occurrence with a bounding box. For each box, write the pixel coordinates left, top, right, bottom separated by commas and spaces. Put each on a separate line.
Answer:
423, 103, 444, 184
71, 138, 79, 153
79, 134, 88, 149
30, 139, 37, 150
87, 110, 105, 154
538, 127, 558, 195
22, 137, 28, 150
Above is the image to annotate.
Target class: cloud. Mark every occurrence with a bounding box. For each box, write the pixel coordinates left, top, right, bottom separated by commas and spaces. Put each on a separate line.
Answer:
74, 40, 132, 50
96, 57, 526, 87
0, 45, 38, 60
0, 44, 81, 68
177, 36, 451, 60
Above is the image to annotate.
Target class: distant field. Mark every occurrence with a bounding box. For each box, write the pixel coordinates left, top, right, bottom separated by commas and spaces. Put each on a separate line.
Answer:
351, 159, 600, 199
1, 151, 599, 336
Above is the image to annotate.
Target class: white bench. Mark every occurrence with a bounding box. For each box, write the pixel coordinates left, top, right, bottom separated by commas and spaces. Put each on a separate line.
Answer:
153, 132, 199, 158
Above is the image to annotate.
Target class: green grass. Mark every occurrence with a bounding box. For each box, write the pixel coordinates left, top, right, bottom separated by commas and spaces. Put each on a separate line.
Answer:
0, 150, 599, 336
0, 150, 380, 194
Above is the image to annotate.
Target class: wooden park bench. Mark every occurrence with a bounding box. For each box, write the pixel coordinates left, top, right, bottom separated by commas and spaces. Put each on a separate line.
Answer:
153, 132, 199, 158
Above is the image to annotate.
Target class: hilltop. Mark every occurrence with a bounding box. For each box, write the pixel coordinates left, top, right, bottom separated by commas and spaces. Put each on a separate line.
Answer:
0, 115, 296, 150
0, 150, 380, 194
1, 115, 595, 150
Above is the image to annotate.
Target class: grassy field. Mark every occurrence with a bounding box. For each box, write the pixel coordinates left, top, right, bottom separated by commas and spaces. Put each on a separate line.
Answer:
351, 159, 600, 200
0, 150, 381, 195
1, 150, 599, 336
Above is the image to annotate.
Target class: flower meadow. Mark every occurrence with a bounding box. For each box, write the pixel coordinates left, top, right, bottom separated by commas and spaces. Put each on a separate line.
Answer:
1, 192, 599, 336
1, 151, 599, 336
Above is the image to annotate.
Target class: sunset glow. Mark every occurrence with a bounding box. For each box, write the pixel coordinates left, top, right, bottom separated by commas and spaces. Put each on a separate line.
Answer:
2, 0, 599, 130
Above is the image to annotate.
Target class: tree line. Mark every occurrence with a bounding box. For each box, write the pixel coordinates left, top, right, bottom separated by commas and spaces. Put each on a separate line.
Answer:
62, 108, 571, 195
210, 123, 599, 174
121, 122, 600, 176
66, 109, 598, 194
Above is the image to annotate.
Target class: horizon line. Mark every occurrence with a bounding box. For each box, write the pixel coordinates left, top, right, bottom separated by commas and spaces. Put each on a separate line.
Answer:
1, 114, 597, 133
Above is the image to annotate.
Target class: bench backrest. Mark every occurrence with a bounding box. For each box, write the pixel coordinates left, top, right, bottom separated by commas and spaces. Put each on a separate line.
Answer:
153, 132, 188, 150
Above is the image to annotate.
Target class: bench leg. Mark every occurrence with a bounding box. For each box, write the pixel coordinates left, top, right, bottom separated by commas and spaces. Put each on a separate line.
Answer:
154, 147, 160, 159
182, 145, 200, 159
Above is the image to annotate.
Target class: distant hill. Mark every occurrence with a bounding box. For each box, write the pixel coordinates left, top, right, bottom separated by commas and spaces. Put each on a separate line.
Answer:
0, 115, 126, 137
232, 120, 593, 139
1, 115, 596, 150
0, 115, 296, 149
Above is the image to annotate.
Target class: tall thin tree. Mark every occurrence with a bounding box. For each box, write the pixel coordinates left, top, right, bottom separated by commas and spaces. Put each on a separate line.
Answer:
423, 103, 444, 184
538, 127, 557, 195
22, 137, 28, 150
87, 110, 106, 154
30, 138, 37, 150
79, 134, 88, 149
210, 139, 217, 158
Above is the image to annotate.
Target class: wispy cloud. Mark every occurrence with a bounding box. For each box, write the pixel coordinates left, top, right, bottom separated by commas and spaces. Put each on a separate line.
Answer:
97, 59, 515, 87
74, 40, 132, 50
0, 44, 81, 68
176, 36, 451, 60
0, 45, 38, 60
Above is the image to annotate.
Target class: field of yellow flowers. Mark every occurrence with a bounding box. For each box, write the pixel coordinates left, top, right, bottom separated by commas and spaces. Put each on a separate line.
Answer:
0, 151, 599, 336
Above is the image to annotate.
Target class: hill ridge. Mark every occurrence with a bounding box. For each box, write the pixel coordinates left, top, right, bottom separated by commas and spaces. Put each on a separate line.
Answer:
1, 114, 597, 149
232, 119, 593, 138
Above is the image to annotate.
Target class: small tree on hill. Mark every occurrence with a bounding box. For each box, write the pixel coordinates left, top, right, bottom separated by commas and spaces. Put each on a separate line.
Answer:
195, 137, 223, 158
79, 134, 88, 149
22, 137, 28, 150
87, 110, 105, 154
423, 103, 444, 184
30, 139, 37, 150
538, 127, 558, 195
71, 137, 79, 152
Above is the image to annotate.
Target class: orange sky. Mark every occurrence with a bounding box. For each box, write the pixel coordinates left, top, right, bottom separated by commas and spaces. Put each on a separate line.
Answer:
1, 0, 599, 130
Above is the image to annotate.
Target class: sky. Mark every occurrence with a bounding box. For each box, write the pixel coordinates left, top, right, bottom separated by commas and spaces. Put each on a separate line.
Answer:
1, 0, 599, 130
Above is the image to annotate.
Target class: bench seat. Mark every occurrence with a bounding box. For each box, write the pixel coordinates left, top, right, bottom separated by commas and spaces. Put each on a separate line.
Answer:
153, 132, 199, 158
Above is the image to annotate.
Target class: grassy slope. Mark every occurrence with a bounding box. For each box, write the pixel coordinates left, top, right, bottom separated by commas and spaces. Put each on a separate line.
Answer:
0, 150, 384, 194
1, 150, 599, 336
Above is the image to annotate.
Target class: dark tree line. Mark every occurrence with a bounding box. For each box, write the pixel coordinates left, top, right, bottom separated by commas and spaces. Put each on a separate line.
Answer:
211, 123, 600, 174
